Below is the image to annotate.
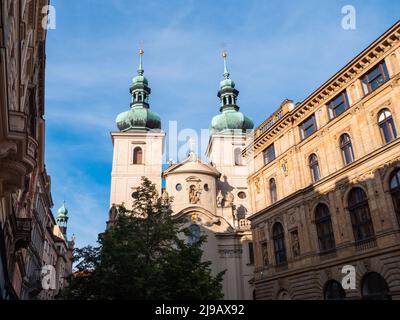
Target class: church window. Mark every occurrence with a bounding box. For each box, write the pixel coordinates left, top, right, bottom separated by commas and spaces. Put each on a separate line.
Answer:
204, 184, 209, 191
188, 224, 201, 245
248, 242, 254, 265
234, 148, 243, 165
176, 183, 182, 191
133, 147, 143, 164
238, 192, 246, 199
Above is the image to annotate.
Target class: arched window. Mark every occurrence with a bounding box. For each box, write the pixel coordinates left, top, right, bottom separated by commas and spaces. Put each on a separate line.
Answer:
324, 280, 346, 300
348, 188, 375, 242
188, 224, 201, 245
273, 222, 287, 265
133, 147, 143, 164
389, 169, 400, 224
378, 109, 397, 144
362, 272, 391, 300
340, 134, 355, 165
234, 148, 242, 166
315, 204, 336, 252
270, 178, 277, 204
309, 154, 321, 183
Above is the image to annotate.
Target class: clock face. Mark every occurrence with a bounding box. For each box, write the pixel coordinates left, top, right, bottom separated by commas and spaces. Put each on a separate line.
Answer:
176, 183, 182, 191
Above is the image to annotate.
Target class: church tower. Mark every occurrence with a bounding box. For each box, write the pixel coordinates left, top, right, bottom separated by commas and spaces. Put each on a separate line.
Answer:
205, 52, 255, 300
206, 51, 254, 211
56, 201, 69, 239
109, 49, 165, 210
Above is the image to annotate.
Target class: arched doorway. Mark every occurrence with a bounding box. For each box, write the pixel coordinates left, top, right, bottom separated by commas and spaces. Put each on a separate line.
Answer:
324, 280, 346, 300
361, 272, 391, 300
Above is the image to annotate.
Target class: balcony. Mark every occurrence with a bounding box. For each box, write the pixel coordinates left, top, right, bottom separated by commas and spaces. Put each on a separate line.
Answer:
237, 219, 251, 231
14, 218, 32, 250
355, 238, 377, 252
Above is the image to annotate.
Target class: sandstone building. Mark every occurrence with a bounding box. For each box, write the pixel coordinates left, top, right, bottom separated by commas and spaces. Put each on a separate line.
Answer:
244, 20, 400, 300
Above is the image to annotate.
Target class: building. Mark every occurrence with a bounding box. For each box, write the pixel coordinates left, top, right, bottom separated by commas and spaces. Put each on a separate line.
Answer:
244, 20, 400, 300
39, 202, 74, 300
0, 0, 49, 299
21, 168, 52, 299
108, 50, 255, 299
1, 0, 73, 300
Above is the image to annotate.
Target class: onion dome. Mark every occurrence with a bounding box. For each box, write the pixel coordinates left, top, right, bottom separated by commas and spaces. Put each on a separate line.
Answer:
116, 48, 161, 131
210, 51, 254, 135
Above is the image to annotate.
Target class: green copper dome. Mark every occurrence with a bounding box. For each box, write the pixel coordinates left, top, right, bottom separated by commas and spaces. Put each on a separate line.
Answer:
220, 78, 235, 90
116, 108, 161, 131
115, 49, 161, 132
211, 107, 254, 134
132, 74, 148, 85
57, 202, 68, 217
210, 51, 254, 135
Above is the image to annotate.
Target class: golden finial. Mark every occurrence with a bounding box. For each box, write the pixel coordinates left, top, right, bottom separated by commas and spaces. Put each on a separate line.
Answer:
139, 48, 144, 55
222, 50, 227, 59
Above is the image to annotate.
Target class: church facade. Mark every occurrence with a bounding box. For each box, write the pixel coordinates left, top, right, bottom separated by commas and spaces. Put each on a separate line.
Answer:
108, 50, 255, 299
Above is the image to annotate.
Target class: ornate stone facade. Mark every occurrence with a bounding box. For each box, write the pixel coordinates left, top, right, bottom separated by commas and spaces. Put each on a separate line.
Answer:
245, 21, 400, 300
0, 0, 73, 300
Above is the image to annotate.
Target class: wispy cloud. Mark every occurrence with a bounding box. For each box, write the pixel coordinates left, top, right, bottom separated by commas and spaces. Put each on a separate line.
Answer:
45, 0, 400, 247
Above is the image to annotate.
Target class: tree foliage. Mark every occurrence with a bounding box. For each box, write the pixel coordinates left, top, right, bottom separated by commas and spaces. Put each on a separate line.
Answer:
62, 177, 224, 300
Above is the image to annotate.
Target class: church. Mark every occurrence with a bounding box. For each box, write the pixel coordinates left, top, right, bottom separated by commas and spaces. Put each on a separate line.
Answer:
107, 49, 255, 299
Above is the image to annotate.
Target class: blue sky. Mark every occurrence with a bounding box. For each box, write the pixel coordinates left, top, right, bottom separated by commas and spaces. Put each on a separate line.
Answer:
44, 0, 400, 248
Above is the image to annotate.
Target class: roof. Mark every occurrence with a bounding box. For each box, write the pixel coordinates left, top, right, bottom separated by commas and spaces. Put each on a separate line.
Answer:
163, 153, 221, 178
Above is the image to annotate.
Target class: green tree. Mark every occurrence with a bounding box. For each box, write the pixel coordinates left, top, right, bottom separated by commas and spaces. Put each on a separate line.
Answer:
62, 177, 224, 300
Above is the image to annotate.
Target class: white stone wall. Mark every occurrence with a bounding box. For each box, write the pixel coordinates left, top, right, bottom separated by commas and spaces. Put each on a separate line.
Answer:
109, 131, 165, 209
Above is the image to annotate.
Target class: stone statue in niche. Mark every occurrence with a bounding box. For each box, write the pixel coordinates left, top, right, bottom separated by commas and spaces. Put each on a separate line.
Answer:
291, 231, 300, 257
255, 178, 261, 194
161, 189, 169, 206
224, 191, 234, 207
189, 184, 201, 204
216, 190, 224, 207
262, 243, 268, 266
